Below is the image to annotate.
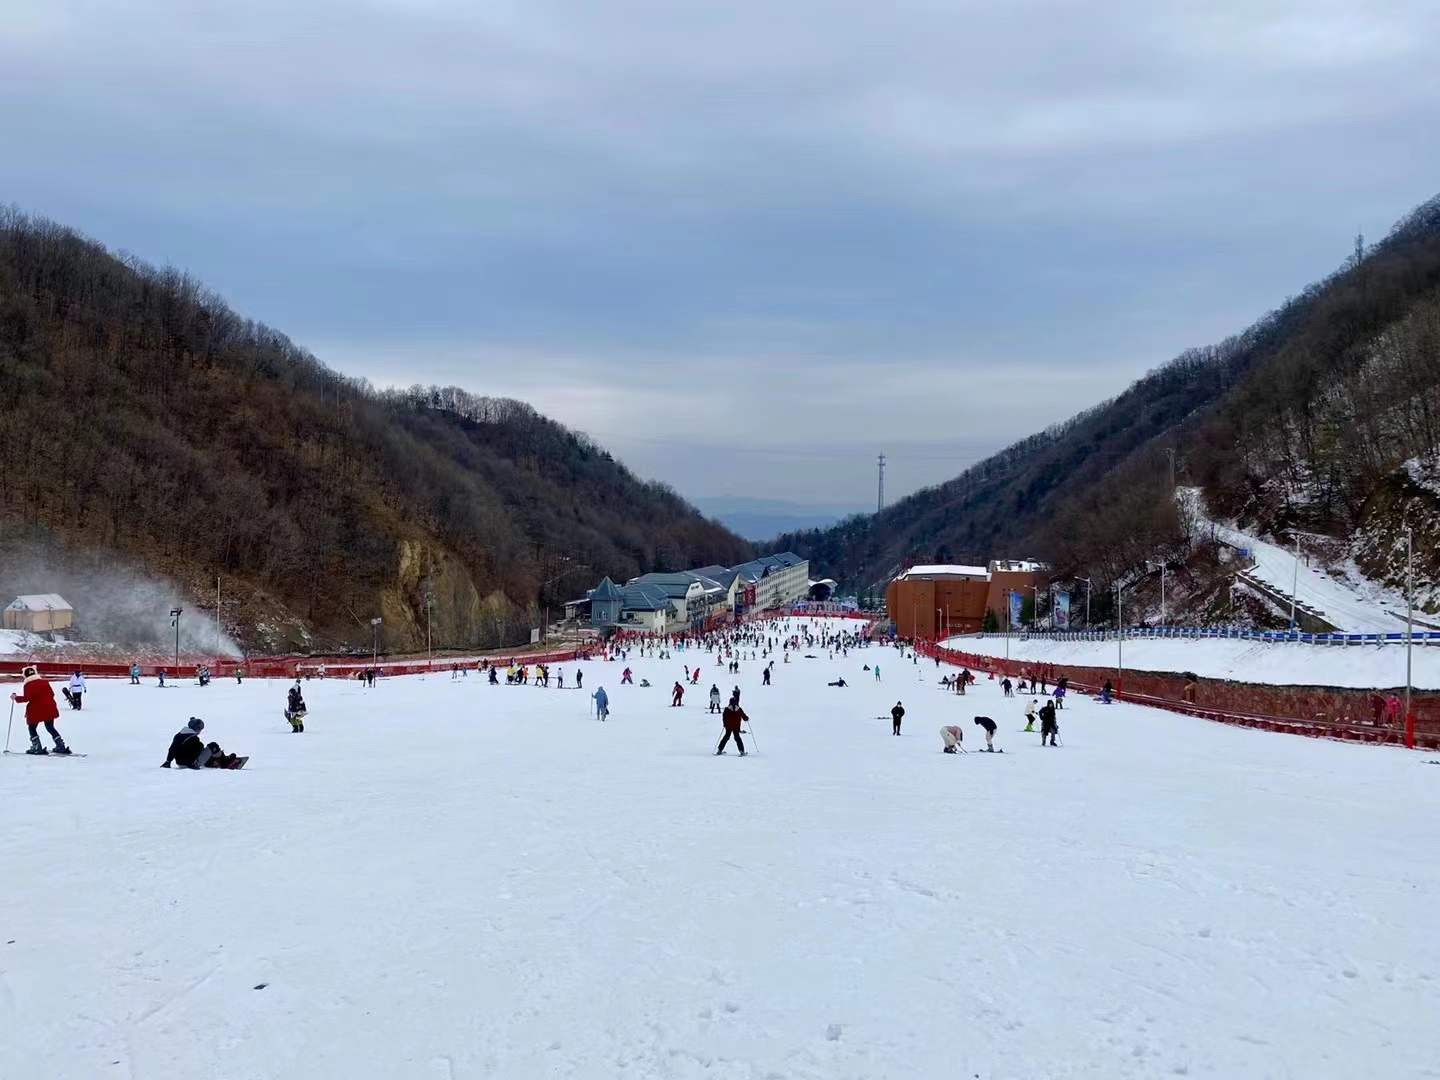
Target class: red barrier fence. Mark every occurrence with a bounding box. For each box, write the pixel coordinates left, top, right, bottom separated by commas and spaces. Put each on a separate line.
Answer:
916, 641, 1439, 751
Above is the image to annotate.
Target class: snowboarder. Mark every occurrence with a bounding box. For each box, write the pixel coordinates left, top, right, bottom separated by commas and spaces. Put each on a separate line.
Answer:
576, 670, 584, 690
762, 664, 771, 686
161, 718, 244, 769
158, 668, 167, 687
973, 715, 997, 751
709, 684, 722, 713
1100, 679, 1113, 705
129, 662, 141, 685
1024, 699, 1037, 732
940, 724, 963, 753
671, 681, 685, 707
1040, 700, 1059, 746
621, 667, 633, 685
827, 677, 848, 687
488, 667, 499, 685
716, 699, 748, 756
873, 664, 881, 682
593, 686, 610, 721
11, 666, 70, 755
891, 701, 905, 736
285, 684, 307, 733
1001, 677, 1013, 697
65, 670, 86, 710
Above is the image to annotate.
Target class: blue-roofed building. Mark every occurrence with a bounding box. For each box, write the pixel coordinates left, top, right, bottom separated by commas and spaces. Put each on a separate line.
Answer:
578, 551, 809, 633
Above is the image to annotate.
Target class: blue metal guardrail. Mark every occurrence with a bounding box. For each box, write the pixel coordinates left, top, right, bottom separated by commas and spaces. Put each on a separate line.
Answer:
961, 626, 1440, 646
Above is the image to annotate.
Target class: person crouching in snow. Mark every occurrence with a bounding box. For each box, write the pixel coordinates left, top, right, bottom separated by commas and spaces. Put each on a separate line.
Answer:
285, 683, 307, 733
709, 684, 722, 713
11, 666, 70, 755
940, 724, 963, 753
716, 699, 748, 756
1024, 699, 1037, 732
671, 681, 684, 707
891, 700, 905, 736
973, 715, 998, 751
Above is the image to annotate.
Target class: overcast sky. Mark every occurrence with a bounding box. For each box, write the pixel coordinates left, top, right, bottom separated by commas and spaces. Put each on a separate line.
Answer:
5, 1, 1439, 510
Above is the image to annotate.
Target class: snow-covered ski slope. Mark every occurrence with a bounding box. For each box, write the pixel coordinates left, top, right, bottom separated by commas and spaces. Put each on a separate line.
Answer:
6, 621, 1439, 1079
1185, 488, 1415, 633
945, 632, 1439, 689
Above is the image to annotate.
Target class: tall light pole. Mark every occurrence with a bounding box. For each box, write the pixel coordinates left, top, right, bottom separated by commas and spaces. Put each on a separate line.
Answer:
1290, 535, 1301, 630
169, 607, 183, 670
216, 576, 222, 655
1405, 526, 1414, 737
371, 616, 382, 669
425, 591, 434, 676
1114, 583, 1125, 678
1031, 584, 1040, 629
1077, 577, 1092, 629
1004, 590, 1012, 660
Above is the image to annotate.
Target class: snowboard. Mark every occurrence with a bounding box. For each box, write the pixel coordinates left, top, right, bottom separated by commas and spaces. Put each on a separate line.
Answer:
3, 750, 87, 757
226, 756, 249, 770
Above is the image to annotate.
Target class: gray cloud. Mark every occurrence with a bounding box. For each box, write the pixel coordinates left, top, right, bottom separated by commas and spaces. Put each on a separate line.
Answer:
4, 0, 1438, 509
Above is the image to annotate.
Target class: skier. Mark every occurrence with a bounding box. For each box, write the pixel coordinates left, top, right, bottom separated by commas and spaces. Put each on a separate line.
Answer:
576, 670, 584, 690
940, 724, 963, 753
1100, 679, 1113, 705
129, 661, 141, 685
671, 681, 685, 707
715, 699, 748, 756
10, 666, 70, 755
1001, 677, 1013, 697
762, 664, 771, 686
593, 686, 610, 721
161, 717, 244, 769
66, 670, 86, 710
709, 684, 722, 714
285, 683, 307, 733
891, 700, 905, 736
873, 664, 880, 682
158, 668, 167, 687
621, 667, 633, 685
1039, 700, 1059, 746
973, 715, 998, 751
1024, 699, 1038, 732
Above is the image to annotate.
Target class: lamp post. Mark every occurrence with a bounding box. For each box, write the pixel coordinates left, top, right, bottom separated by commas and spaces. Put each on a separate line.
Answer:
1405, 526, 1414, 739
1004, 590, 1011, 660
1114, 583, 1125, 679
1077, 576, 1092, 629
169, 607, 183, 670
370, 616, 382, 669
1031, 584, 1040, 629
424, 591, 434, 676
1290, 535, 1301, 630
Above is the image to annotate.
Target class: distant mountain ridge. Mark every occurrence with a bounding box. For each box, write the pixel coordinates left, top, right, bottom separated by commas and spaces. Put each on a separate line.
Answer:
693, 497, 860, 542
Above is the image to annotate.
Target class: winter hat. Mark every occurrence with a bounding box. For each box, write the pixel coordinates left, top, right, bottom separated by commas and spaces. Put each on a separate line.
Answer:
21, 665, 37, 678
188, 717, 205, 732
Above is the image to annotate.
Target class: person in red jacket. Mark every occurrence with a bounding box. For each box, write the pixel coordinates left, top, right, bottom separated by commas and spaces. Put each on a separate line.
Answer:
11, 666, 70, 755
671, 681, 684, 707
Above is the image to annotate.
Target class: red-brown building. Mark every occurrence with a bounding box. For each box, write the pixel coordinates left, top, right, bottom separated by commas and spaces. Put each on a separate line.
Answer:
885, 561, 1047, 639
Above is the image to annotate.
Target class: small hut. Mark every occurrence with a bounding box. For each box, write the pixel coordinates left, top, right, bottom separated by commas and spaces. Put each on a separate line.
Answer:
3, 594, 75, 633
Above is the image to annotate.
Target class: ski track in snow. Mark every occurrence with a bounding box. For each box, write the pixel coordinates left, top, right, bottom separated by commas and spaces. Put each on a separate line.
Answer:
4, 622, 1440, 1079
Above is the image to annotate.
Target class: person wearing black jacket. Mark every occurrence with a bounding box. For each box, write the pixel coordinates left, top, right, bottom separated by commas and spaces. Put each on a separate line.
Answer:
162, 718, 242, 769
285, 684, 307, 733
1039, 701, 1059, 747
973, 715, 998, 752
891, 701, 905, 736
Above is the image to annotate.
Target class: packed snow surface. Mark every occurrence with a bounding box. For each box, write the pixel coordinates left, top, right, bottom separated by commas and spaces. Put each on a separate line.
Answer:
1184, 488, 1416, 633
6, 620, 1440, 1078
945, 632, 1440, 689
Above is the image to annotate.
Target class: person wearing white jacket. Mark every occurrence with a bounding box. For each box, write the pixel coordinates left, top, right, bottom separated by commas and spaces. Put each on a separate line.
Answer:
66, 670, 87, 711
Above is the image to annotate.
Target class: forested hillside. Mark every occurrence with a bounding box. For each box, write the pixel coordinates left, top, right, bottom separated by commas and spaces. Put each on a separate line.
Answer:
773, 194, 1440, 615
0, 208, 750, 652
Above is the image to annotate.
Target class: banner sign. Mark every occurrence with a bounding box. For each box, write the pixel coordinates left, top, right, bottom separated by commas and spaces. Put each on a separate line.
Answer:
1007, 590, 1023, 629
1054, 590, 1071, 629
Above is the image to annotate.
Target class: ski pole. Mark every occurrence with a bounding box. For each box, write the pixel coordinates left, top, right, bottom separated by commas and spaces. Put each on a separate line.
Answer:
4, 699, 13, 754
743, 721, 758, 754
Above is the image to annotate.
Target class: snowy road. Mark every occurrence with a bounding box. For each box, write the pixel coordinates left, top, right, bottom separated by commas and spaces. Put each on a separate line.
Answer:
5, 624, 1439, 1078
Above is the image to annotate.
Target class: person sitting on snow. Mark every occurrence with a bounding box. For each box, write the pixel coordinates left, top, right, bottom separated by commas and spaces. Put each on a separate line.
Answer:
162, 718, 242, 769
